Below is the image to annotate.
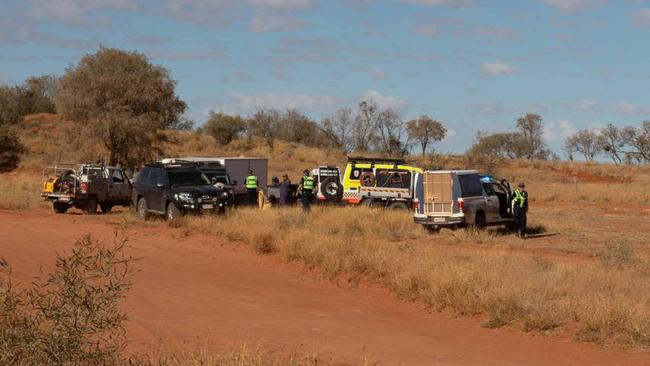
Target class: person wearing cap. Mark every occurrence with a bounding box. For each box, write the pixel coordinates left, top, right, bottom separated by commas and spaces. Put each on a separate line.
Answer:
512, 182, 528, 239
298, 169, 315, 212
279, 174, 291, 207
244, 169, 258, 206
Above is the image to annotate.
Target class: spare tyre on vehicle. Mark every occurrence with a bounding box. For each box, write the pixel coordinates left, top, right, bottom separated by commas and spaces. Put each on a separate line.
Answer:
320, 177, 343, 202
359, 171, 376, 187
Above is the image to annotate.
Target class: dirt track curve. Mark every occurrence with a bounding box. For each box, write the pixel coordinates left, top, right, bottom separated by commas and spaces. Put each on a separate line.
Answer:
1, 210, 649, 366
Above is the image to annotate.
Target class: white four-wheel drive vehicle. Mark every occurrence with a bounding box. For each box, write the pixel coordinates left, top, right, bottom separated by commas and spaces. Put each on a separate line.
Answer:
413, 170, 514, 230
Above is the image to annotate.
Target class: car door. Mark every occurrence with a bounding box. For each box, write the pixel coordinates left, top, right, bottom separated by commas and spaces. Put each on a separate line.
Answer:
481, 182, 500, 222
108, 168, 129, 203
457, 173, 487, 222
146, 168, 165, 213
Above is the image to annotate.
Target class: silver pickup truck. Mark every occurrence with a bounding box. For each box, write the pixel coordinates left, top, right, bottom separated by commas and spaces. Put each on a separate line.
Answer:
413, 170, 514, 231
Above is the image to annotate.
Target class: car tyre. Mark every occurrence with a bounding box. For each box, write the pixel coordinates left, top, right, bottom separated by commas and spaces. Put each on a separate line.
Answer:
359, 172, 376, 187
426, 225, 440, 234
53, 202, 68, 214
100, 203, 112, 214
166, 202, 181, 221
388, 201, 409, 210
473, 211, 486, 230
137, 197, 149, 220
320, 178, 342, 202
84, 196, 98, 215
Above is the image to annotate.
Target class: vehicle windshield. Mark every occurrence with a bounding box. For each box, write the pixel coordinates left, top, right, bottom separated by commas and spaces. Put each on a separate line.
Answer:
204, 172, 230, 185
168, 170, 211, 187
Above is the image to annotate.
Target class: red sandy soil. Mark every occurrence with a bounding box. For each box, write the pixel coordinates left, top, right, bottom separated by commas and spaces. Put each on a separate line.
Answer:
1, 210, 649, 366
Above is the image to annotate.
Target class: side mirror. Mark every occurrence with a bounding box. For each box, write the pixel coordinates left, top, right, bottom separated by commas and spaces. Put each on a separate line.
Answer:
156, 182, 165, 189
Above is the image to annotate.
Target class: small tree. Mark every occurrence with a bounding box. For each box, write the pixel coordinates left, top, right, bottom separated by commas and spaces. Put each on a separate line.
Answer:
353, 101, 379, 152
203, 111, 247, 145
406, 115, 447, 157
248, 108, 281, 149
515, 113, 551, 159
597, 124, 625, 164
0, 125, 26, 172
564, 129, 601, 161
621, 121, 650, 163
375, 108, 407, 156
55, 47, 186, 166
321, 107, 354, 153
0, 75, 58, 125
280, 109, 323, 146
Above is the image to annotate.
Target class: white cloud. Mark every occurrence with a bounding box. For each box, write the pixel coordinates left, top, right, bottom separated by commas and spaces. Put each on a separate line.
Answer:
480, 61, 517, 76
405, 0, 472, 7
616, 102, 650, 116
146, 47, 230, 61
360, 89, 407, 110
540, 0, 604, 13
249, 0, 312, 7
357, 66, 388, 80
225, 92, 341, 112
413, 24, 439, 37
543, 120, 576, 140
166, 0, 243, 28
250, 16, 306, 32
577, 98, 597, 112
26, 0, 138, 24
633, 8, 650, 26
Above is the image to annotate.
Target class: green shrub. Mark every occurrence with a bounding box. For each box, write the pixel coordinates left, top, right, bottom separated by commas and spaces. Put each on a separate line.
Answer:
0, 234, 134, 366
0, 125, 26, 172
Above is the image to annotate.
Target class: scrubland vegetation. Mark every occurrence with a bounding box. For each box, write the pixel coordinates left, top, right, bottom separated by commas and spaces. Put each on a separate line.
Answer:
167, 205, 650, 348
2, 46, 650, 362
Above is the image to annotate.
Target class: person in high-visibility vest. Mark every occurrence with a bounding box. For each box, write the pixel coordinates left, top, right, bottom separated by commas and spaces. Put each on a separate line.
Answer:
244, 169, 258, 206
512, 182, 528, 239
299, 169, 315, 212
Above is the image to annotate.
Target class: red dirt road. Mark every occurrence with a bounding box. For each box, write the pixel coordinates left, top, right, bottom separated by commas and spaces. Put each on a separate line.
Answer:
1, 210, 649, 366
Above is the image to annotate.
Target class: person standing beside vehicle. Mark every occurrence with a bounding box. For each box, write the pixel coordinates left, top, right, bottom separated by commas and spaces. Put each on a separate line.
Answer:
299, 169, 315, 212
279, 174, 291, 207
512, 182, 528, 239
245, 169, 258, 207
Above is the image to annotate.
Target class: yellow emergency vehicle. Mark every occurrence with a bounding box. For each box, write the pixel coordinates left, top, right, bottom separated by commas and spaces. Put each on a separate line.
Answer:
341, 157, 422, 209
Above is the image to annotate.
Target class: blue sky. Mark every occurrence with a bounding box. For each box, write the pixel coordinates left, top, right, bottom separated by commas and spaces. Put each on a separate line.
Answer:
1, 0, 650, 155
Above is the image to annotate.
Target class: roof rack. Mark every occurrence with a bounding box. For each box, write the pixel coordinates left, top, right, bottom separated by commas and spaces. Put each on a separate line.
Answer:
146, 159, 199, 168
347, 156, 406, 164
347, 156, 406, 169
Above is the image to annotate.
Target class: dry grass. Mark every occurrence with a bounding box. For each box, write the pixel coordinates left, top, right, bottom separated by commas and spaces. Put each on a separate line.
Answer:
169, 206, 650, 347
155, 344, 372, 366
0, 169, 48, 211
6, 116, 650, 348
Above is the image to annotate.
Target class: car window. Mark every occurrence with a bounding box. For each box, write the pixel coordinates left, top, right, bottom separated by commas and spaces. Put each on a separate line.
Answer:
111, 169, 125, 183
458, 174, 483, 197
482, 182, 494, 195
205, 172, 230, 185
136, 168, 149, 184
168, 170, 211, 187
148, 169, 162, 186
376, 169, 411, 188
492, 183, 507, 195
348, 167, 372, 180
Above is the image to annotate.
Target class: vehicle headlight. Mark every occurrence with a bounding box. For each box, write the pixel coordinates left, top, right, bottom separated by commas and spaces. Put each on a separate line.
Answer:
221, 191, 229, 198
174, 192, 193, 201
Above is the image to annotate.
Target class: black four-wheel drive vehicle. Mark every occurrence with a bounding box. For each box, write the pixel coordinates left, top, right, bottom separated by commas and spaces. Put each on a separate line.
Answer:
132, 161, 230, 220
